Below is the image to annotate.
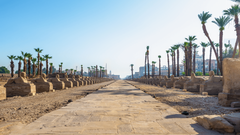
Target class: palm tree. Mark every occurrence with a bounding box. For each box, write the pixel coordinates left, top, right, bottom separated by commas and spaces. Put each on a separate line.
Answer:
171, 46, 176, 76
43, 54, 52, 75
26, 53, 32, 77
39, 57, 45, 75
15, 56, 23, 77
152, 61, 156, 78
34, 48, 43, 75
158, 55, 161, 77
200, 42, 208, 75
175, 44, 181, 76
81, 65, 83, 76
166, 50, 170, 78
185, 36, 197, 75
21, 51, 28, 73
59, 65, 61, 73
87, 67, 90, 76
198, 12, 220, 73
193, 43, 199, 73
61, 62, 63, 73
130, 64, 134, 79
71, 69, 73, 75
74, 70, 77, 75
65, 69, 68, 74
99, 66, 103, 78
146, 46, 150, 78
183, 42, 189, 76
212, 16, 232, 75
96, 65, 98, 78
224, 43, 231, 56
32, 58, 37, 76
170, 49, 174, 76
7, 55, 16, 78
223, 5, 240, 58
215, 43, 220, 75
208, 42, 213, 72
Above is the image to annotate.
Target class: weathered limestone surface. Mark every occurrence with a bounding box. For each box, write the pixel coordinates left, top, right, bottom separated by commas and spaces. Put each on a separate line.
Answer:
218, 58, 240, 106
200, 71, 223, 95
184, 73, 208, 92
160, 76, 170, 87
48, 74, 65, 90
173, 76, 190, 89
194, 115, 234, 133
32, 73, 54, 93
10, 80, 221, 135
4, 72, 36, 97
223, 113, 240, 133
69, 76, 79, 87
166, 75, 179, 88
75, 75, 84, 86
0, 85, 6, 100
60, 74, 73, 88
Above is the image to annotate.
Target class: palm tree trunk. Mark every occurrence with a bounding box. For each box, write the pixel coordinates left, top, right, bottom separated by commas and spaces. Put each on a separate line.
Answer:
202, 23, 222, 74
216, 47, 219, 75
209, 47, 212, 72
193, 48, 196, 73
219, 30, 223, 75
174, 51, 176, 76
131, 67, 133, 79
147, 55, 150, 78
187, 46, 191, 75
33, 64, 36, 76
152, 64, 154, 78
159, 58, 161, 77
18, 61, 21, 77
37, 53, 40, 75
185, 47, 188, 76
189, 43, 192, 75
172, 54, 174, 75
10, 60, 14, 78
145, 55, 146, 78
232, 39, 238, 58
46, 59, 48, 75
23, 58, 27, 73
177, 49, 179, 77
203, 48, 205, 75
40, 62, 43, 75
28, 59, 31, 77
167, 54, 170, 78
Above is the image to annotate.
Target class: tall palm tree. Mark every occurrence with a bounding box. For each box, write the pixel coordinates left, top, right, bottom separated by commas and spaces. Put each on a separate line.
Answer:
65, 69, 68, 74
81, 65, 83, 76
61, 62, 63, 73
7, 55, 16, 78
99, 66, 102, 78
74, 70, 77, 75
198, 12, 220, 73
87, 67, 90, 76
193, 43, 199, 73
130, 64, 134, 79
171, 46, 176, 76
185, 36, 197, 75
34, 48, 43, 75
200, 42, 208, 75
183, 42, 189, 76
208, 42, 213, 72
32, 58, 37, 76
158, 55, 161, 77
39, 57, 45, 75
26, 53, 32, 77
146, 46, 150, 78
215, 43, 220, 75
71, 69, 73, 75
170, 49, 174, 76
166, 50, 170, 78
212, 16, 232, 75
15, 56, 24, 77
59, 65, 61, 73
152, 61, 156, 78
224, 43, 230, 56
224, 5, 240, 58
21, 51, 28, 73
43, 54, 52, 75
175, 44, 181, 76
144, 52, 147, 78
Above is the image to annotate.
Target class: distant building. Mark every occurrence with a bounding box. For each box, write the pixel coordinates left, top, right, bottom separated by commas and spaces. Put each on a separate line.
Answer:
108, 70, 120, 79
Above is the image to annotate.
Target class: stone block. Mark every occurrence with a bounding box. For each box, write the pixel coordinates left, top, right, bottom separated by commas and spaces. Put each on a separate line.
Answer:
194, 115, 234, 133
219, 58, 240, 106
231, 102, 240, 108
223, 113, 240, 133
0, 85, 6, 100
4, 72, 36, 97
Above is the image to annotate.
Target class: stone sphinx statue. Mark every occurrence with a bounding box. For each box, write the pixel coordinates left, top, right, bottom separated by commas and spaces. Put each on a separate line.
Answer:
200, 71, 223, 95
60, 74, 73, 88
69, 75, 79, 87
48, 74, 65, 90
183, 73, 208, 92
166, 75, 179, 88
4, 72, 36, 96
31, 73, 54, 93
173, 76, 191, 89
159, 76, 170, 87
75, 75, 84, 86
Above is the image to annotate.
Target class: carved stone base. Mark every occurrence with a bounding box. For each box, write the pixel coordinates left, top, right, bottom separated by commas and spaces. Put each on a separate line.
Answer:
218, 92, 240, 107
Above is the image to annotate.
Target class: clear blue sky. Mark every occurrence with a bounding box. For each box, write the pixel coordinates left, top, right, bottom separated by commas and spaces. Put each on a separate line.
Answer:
0, 0, 237, 78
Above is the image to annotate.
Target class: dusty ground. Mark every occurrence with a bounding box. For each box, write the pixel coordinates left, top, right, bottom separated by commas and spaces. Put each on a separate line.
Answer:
0, 81, 114, 125
127, 81, 240, 118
